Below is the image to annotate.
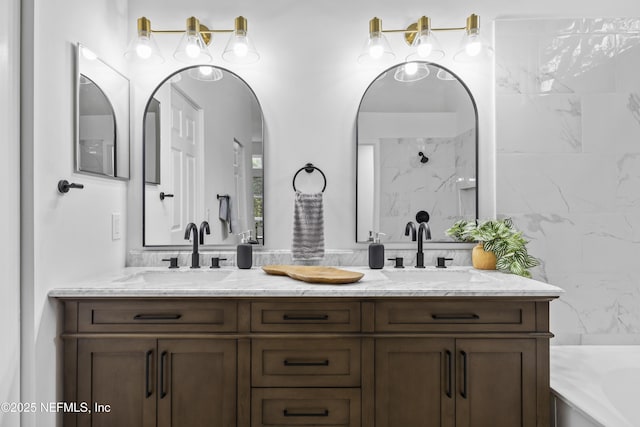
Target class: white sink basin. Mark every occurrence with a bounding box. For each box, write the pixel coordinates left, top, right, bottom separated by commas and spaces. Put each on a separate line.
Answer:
115, 269, 232, 285
381, 269, 489, 283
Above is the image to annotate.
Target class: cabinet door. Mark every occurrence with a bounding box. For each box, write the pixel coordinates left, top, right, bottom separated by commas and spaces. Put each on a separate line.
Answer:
455, 339, 537, 427
157, 339, 236, 427
375, 338, 455, 427
77, 338, 157, 427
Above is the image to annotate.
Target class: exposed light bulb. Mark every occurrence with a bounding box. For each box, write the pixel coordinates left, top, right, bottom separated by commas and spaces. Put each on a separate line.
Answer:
368, 34, 386, 59
416, 40, 433, 58
404, 62, 418, 75
199, 66, 213, 76
465, 34, 482, 57
136, 39, 153, 59
233, 37, 249, 57
185, 36, 201, 58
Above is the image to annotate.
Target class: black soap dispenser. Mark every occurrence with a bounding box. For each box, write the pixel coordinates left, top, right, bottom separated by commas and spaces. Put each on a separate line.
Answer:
368, 232, 386, 269
236, 230, 253, 269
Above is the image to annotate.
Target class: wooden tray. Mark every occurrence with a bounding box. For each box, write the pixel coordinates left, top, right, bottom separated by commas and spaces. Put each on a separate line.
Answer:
262, 265, 364, 284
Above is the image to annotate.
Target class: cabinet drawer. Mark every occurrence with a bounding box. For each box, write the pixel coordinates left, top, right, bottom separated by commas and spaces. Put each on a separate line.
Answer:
251, 302, 360, 332
252, 338, 360, 387
251, 388, 361, 427
78, 300, 237, 332
375, 300, 536, 332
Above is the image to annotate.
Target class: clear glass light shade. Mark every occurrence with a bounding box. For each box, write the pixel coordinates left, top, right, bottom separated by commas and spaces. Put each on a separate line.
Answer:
453, 29, 494, 62
222, 31, 260, 64
358, 32, 395, 64
124, 31, 164, 64
436, 68, 456, 81
394, 62, 430, 82
187, 65, 224, 82
407, 29, 444, 61
173, 30, 212, 63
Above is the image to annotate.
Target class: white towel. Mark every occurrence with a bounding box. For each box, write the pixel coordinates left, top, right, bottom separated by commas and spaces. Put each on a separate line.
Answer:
292, 191, 325, 261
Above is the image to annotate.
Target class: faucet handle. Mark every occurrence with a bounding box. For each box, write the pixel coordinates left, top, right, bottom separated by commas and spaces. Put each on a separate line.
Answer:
162, 257, 179, 269
388, 257, 404, 268
210, 257, 228, 269
436, 257, 453, 268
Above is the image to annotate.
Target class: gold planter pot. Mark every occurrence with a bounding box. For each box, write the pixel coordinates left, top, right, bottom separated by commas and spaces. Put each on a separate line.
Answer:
472, 243, 496, 270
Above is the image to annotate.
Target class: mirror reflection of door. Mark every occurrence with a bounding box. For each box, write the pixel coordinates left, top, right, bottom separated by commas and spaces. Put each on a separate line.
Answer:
143, 66, 264, 246
169, 86, 203, 244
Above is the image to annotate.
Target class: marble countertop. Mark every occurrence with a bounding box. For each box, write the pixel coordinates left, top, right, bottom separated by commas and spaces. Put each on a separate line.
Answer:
48, 266, 563, 298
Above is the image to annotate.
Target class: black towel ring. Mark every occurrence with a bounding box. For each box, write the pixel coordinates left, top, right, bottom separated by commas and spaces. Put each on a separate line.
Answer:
292, 163, 327, 192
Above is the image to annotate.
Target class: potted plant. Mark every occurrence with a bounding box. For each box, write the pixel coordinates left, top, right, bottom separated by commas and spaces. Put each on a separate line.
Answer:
446, 218, 539, 278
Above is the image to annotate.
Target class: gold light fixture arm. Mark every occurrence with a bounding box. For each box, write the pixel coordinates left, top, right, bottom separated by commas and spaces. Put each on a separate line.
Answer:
137, 16, 240, 46
370, 14, 476, 46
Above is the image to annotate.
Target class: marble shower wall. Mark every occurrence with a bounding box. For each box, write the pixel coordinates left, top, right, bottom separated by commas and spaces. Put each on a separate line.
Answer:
379, 131, 476, 241
495, 18, 640, 344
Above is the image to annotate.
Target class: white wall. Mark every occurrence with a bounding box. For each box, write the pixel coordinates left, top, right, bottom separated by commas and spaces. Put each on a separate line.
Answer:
21, 0, 129, 425
126, 0, 640, 253
0, 0, 21, 425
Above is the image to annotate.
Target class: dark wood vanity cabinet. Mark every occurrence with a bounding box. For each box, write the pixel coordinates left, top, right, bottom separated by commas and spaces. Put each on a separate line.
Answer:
59, 297, 553, 427
375, 338, 538, 427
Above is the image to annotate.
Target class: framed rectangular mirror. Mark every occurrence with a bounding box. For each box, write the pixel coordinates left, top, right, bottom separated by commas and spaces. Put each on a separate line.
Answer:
75, 43, 130, 180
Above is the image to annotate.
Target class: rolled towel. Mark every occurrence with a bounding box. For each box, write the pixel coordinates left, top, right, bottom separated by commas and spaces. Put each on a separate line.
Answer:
292, 191, 325, 261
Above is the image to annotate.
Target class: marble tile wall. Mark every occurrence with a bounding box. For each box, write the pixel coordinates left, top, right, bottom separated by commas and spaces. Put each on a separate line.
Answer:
495, 18, 640, 344
378, 134, 475, 241
127, 248, 473, 269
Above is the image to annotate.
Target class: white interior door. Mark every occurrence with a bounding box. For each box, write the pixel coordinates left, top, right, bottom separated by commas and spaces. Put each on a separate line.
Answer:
233, 139, 246, 234
170, 87, 201, 244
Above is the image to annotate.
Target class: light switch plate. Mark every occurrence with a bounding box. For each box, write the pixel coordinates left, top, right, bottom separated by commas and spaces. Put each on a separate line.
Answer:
112, 213, 121, 240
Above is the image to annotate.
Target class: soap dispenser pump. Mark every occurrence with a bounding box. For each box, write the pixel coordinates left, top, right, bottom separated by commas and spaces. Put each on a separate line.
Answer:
237, 230, 253, 269
368, 232, 386, 269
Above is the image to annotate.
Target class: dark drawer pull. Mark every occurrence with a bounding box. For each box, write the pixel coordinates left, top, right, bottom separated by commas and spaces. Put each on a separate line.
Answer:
445, 349, 452, 399
283, 359, 330, 367
283, 409, 329, 417
133, 314, 182, 321
431, 313, 479, 320
282, 314, 329, 321
461, 350, 468, 399
160, 351, 168, 399
145, 350, 153, 398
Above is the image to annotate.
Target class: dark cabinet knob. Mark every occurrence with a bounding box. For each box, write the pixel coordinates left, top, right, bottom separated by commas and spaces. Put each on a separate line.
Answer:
160, 192, 174, 201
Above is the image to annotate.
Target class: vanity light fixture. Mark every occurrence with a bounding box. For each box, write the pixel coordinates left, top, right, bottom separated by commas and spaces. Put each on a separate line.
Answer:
358, 14, 492, 64
124, 15, 259, 65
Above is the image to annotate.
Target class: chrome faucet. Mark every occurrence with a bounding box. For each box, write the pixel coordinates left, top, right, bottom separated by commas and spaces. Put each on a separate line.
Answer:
184, 223, 200, 268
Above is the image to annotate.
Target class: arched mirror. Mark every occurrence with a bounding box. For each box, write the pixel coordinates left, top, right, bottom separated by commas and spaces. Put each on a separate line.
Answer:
143, 65, 264, 246
356, 62, 477, 243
